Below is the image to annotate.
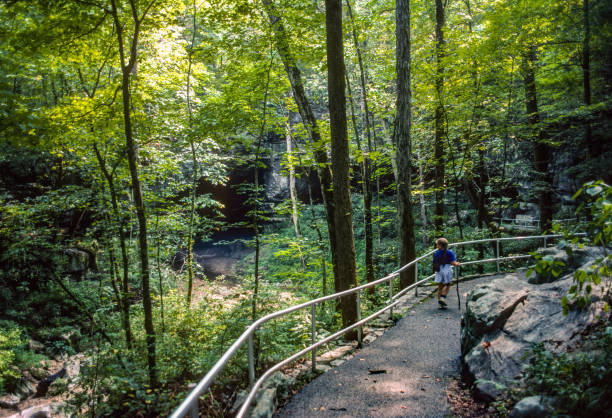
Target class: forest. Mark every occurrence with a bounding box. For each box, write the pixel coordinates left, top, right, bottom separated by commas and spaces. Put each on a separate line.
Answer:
0, 0, 611, 416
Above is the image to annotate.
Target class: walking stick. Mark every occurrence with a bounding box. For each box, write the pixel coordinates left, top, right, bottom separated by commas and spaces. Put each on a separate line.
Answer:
455, 266, 461, 309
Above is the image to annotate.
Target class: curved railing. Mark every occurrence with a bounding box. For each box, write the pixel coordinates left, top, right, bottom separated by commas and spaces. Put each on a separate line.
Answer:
171, 233, 577, 418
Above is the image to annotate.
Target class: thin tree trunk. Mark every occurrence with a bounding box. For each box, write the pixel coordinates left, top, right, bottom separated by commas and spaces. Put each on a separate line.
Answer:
382, 117, 399, 183
346, 72, 374, 290
326, 0, 358, 340
308, 167, 328, 298
252, 53, 274, 324
286, 121, 301, 239
155, 215, 165, 334
417, 146, 428, 247
92, 143, 133, 350
185, 0, 198, 306
346, 0, 374, 286
522, 45, 554, 232
433, 0, 446, 236
110, 0, 156, 387
396, 0, 417, 288
583, 0, 594, 163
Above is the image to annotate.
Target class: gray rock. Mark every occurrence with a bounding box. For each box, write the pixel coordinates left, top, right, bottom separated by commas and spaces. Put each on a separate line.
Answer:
473, 379, 506, 402
529, 246, 605, 284
461, 268, 607, 401
27, 340, 45, 353
18, 402, 68, 418
250, 388, 276, 418
461, 273, 528, 356
0, 393, 20, 409
64, 354, 83, 380
63, 248, 89, 275
15, 378, 35, 400
230, 390, 248, 416
315, 364, 331, 373
230, 372, 296, 418
329, 359, 345, 367
509, 396, 553, 418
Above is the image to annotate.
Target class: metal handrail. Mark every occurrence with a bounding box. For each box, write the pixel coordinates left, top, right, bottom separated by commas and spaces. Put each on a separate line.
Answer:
170, 233, 578, 418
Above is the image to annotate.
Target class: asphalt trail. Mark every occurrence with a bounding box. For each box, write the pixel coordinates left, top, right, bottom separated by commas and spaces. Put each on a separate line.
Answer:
277, 276, 496, 418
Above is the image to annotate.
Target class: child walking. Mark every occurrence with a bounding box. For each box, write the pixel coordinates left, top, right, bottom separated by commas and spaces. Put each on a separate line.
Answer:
433, 237, 460, 308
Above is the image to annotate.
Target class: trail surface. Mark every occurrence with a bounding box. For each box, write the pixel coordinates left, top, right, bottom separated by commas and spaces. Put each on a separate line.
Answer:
277, 275, 501, 418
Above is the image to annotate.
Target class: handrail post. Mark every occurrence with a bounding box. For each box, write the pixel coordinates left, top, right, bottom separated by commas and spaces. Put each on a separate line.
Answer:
311, 303, 317, 373
389, 279, 394, 318
414, 262, 419, 297
496, 239, 501, 274
248, 333, 255, 387
357, 290, 362, 346
543, 236, 547, 247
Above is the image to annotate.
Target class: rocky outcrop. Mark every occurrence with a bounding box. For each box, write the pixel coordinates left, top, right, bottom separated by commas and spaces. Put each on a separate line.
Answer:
528, 245, 605, 284
461, 266, 608, 401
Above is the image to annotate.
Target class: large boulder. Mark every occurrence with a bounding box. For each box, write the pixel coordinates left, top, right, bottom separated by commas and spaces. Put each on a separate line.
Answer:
461, 269, 608, 401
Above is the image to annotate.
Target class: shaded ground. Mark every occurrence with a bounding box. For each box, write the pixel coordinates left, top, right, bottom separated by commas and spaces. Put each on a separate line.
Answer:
192, 230, 254, 281
277, 276, 500, 418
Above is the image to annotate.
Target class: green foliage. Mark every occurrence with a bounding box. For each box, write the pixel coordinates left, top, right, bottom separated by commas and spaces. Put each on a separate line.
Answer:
0, 321, 47, 395
564, 181, 612, 315
526, 253, 566, 281
519, 328, 612, 417
0, 322, 22, 394
526, 181, 611, 315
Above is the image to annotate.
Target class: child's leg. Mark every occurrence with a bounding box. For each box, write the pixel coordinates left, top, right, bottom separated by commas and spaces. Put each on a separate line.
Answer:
442, 283, 451, 297
437, 283, 443, 300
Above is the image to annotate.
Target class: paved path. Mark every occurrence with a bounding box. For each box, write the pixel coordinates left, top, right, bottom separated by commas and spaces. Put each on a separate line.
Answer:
277, 276, 497, 418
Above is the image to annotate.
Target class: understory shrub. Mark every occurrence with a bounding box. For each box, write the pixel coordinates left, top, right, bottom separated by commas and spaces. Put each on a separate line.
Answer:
519, 327, 612, 417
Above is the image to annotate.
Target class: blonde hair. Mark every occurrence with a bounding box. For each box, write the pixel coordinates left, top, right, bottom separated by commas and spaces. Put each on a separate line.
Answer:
435, 237, 449, 250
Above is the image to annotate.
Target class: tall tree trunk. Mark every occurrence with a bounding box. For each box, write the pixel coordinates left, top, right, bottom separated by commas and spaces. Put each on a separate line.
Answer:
417, 146, 428, 247
396, 0, 417, 288
185, 0, 198, 306
110, 0, 156, 387
583, 0, 594, 164
92, 144, 133, 350
155, 215, 165, 334
346, 0, 374, 286
522, 45, 554, 232
326, 0, 358, 339
433, 0, 446, 236
262, 0, 339, 288
382, 118, 399, 183
286, 121, 301, 240
346, 72, 374, 290
252, 55, 273, 323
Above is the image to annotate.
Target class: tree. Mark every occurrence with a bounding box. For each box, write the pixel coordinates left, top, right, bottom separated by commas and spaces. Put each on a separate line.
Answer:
396, 0, 417, 288
522, 45, 553, 232
325, 0, 358, 338
261, 0, 340, 292
433, 0, 446, 236
109, 0, 157, 387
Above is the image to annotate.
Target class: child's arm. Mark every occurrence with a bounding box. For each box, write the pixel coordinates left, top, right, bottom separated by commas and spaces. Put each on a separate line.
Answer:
451, 261, 460, 266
